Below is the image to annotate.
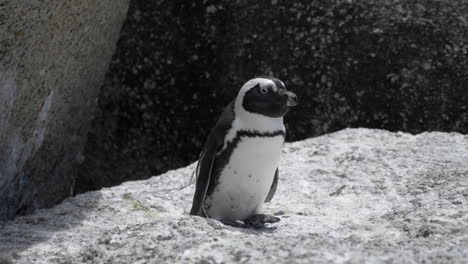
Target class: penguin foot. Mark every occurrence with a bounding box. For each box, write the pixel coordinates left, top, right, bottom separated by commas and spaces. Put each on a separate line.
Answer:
244, 214, 281, 229
221, 219, 247, 228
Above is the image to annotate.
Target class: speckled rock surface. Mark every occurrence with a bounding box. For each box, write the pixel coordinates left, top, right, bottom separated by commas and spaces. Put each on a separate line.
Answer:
2, 129, 467, 263
78, 0, 468, 193
0, 0, 129, 219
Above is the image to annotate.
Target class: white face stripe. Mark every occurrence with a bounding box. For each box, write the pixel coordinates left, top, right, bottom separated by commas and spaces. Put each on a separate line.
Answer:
218, 78, 285, 155
240, 78, 278, 93
277, 80, 285, 91
234, 78, 276, 120
234, 78, 285, 131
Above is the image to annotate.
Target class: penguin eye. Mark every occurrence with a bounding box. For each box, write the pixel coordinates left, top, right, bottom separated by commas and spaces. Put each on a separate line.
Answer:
259, 86, 269, 94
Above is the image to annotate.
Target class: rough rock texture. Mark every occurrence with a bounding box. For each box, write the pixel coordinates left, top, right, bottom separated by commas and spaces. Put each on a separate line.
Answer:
2, 129, 467, 263
78, 0, 468, 193
0, 0, 129, 220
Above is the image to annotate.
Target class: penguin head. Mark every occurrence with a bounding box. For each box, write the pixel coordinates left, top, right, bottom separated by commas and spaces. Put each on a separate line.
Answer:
237, 77, 298, 118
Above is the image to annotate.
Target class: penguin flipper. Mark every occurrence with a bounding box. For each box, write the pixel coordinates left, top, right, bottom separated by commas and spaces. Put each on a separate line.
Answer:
189, 139, 219, 216
190, 101, 235, 217
264, 168, 279, 203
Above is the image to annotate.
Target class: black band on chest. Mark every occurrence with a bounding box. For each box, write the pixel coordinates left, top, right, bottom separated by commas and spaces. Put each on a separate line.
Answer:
236, 130, 286, 138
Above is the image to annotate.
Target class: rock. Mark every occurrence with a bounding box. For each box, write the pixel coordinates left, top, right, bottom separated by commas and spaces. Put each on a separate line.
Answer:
2, 129, 467, 263
78, 0, 468, 194
0, 0, 129, 220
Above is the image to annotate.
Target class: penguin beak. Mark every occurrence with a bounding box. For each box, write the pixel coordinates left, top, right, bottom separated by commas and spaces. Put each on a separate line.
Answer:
278, 90, 298, 107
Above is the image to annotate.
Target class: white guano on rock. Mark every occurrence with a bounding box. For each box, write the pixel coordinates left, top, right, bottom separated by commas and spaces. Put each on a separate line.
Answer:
0, 128, 467, 263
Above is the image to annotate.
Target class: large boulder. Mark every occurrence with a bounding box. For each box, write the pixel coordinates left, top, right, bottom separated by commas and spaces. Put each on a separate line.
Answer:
1, 129, 467, 263
0, 1, 129, 220
78, 0, 468, 193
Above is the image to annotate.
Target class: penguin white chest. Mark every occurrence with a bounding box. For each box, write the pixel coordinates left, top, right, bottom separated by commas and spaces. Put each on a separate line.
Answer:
205, 135, 284, 221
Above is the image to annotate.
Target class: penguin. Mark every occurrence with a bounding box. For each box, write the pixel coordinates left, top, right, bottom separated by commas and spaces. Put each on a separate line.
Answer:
190, 76, 298, 228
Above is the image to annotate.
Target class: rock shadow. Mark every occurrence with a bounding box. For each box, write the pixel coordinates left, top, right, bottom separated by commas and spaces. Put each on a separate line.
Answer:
0, 191, 102, 260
